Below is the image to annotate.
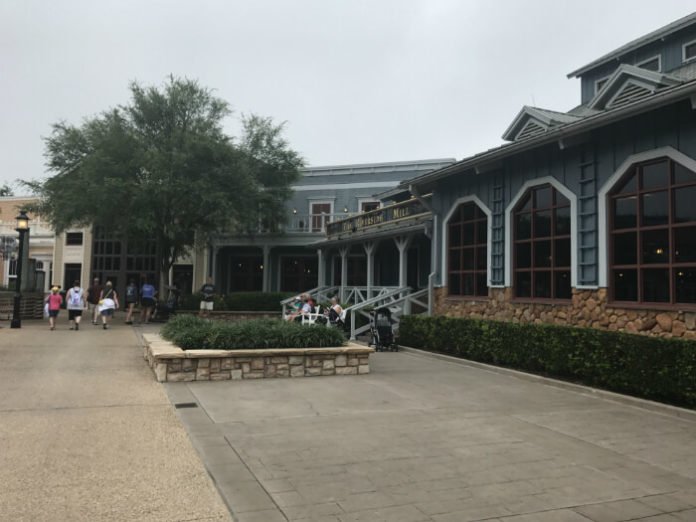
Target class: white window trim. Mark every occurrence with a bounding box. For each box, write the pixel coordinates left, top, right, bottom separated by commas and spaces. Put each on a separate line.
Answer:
682, 38, 696, 63
636, 54, 662, 72
597, 146, 696, 288
594, 74, 611, 94
504, 177, 579, 289
440, 195, 493, 292
357, 197, 381, 213
309, 200, 335, 233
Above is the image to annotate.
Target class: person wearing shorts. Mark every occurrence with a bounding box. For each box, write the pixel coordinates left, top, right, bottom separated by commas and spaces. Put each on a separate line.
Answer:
45, 286, 63, 330
99, 281, 119, 330
124, 279, 139, 324
199, 277, 215, 315
66, 280, 86, 331
140, 278, 157, 324
86, 277, 103, 325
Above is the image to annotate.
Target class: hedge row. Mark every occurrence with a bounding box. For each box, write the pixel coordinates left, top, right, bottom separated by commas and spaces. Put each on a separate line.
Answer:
178, 292, 294, 312
399, 315, 696, 408
161, 315, 346, 350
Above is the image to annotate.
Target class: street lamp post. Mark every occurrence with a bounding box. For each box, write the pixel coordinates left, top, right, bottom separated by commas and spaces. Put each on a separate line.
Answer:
10, 210, 30, 329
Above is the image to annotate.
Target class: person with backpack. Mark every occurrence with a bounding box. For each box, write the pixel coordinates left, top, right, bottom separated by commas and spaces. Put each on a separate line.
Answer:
124, 279, 138, 324
98, 281, 119, 330
139, 277, 157, 324
65, 280, 86, 330
86, 277, 103, 325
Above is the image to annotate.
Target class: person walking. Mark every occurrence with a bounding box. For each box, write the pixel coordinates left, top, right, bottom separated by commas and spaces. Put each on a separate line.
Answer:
65, 280, 86, 331
124, 279, 138, 324
139, 278, 157, 324
86, 277, 103, 325
99, 281, 119, 330
45, 286, 63, 330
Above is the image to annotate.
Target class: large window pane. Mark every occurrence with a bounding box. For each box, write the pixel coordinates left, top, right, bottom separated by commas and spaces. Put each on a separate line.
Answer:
476, 220, 487, 244
449, 249, 461, 271
554, 271, 571, 299
534, 241, 551, 268
462, 274, 475, 296
674, 162, 696, 184
475, 274, 488, 297
641, 191, 669, 226
516, 243, 531, 268
534, 271, 551, 298
449, 225, 461, 247
614, 197, 637, 229
462, 223, 475, 244
535, 186, 552, 209
460, 203, 475, 221
613, 233, 637, 265
642, 269, 670, 302
641, 160, 669, 190
516, 213, 531, 240
615, 170, 637, 194
555, 191, 570, 207
555, 206, 571, 235
534, 210, 552, 237
674, 227, 696, 263
674, 186, 696, 223
613, 269, 637, 301
516, 272, 531, 298
641, 229, 669, 264
476, 247, 487, 270
554, 238, 571, 267
448, 273, 461, 295
676, 268, 696, 304
462, 248, 475, 270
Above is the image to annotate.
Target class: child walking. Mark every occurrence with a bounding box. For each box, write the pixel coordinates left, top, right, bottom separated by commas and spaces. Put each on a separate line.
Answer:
45, 286, 63, 330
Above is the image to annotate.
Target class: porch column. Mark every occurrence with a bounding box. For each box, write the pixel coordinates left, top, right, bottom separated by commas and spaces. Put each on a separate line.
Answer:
339, 246, 349, 302
262, 245, 271, 292
395, 236, 412, 314
210, 245, 220, 282
363, 241, 376, 299
317, 248, 325, 288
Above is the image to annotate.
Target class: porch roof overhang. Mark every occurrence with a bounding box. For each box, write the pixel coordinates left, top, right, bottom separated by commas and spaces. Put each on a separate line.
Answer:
316, 218, 430, 249
407, 80, 696, 190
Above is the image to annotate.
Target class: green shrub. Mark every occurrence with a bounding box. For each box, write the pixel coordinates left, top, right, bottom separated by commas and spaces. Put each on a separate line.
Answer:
160, 314, 346, 350
179, 292, 294, 311
399, 315, 696, 408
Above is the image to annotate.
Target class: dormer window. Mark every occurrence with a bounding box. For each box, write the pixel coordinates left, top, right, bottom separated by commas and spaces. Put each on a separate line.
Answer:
595, 76, 610, 94
684, 39, 696, 63
636, 55, 661, 72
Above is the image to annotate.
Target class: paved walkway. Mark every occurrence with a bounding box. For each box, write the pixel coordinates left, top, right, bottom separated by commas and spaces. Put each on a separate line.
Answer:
0, 316, 231, 521
168, 347, 696, 522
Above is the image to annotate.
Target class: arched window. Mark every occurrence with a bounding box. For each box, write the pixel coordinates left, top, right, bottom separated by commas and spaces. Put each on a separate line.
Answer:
513, 184, 571, 300
609, 158, 696, 305
447, 202, 487, 297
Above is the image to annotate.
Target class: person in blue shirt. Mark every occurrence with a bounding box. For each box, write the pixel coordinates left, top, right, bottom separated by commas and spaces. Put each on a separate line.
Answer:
139, 277, 157, 324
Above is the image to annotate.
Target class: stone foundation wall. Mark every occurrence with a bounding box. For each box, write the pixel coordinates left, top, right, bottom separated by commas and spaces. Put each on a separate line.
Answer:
434, 287, 696, 339
143, 334, 372, 382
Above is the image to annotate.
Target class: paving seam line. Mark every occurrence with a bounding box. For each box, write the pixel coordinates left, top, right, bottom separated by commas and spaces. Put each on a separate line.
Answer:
397, 345, 696, 422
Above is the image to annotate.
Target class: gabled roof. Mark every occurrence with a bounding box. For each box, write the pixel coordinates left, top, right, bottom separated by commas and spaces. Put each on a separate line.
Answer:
567, 11, 696, 78
588, 64, 682, 110
502, 106, 582, 142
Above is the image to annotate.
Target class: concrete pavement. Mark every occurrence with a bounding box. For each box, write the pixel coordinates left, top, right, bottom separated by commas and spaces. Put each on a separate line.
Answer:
0, 315, 231, 521
168, 345, 696, 522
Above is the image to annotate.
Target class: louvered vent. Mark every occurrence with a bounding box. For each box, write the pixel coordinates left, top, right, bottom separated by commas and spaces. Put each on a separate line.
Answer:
607, 82, 652, 109
516, 120, 546, 141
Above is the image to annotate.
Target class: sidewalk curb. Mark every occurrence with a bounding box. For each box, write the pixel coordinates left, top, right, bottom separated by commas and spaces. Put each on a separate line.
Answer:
397, 345, 696, 422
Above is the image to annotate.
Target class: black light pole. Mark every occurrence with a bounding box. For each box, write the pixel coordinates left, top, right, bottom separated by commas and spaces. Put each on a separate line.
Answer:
10, 210, 29, 329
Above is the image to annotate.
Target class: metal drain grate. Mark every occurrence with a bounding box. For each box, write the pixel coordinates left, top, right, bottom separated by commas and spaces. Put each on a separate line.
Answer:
174, 402, 198, 409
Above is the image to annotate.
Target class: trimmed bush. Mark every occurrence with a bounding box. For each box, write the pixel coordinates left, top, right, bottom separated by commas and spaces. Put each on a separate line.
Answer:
399, 315, 696, 408
161, 314, 346, 350
179, 292, 294, 312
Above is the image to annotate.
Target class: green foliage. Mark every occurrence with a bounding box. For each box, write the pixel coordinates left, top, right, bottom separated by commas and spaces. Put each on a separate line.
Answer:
26, 76, 303, 283
0, 183, 14, 197
178, 292, 294, 311
400, 316, 696, 408
161, 315, 346, 350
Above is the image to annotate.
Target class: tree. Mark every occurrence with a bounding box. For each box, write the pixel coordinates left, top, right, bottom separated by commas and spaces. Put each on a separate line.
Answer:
0, 183, 13, 196
26, 77, 303, 287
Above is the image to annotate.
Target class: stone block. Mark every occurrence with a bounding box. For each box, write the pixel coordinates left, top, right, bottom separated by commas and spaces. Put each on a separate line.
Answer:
210, 372, 231, 381
169, 361, 182, 372
210, 360, 221, 372
241, 363, 251, 373
167, 372, 187, 382
276, 364, 289, 370
197, 358, 210, 368
322, 369, 335, 376
251, 358, 265, 370
231, 369, 243, 380
305, 367, 322, 377
348, 357, 360, 367
685, 312, 696, 330
245, 372, 265, 379
322, 359, 335, 370
195, 367, 210, 380
289, 356, 304, 365
336, 366, 358, 375
656, 313, 673, 332
265, 365, 277, 377
182, 358, 195, 371
271, 356, 288, 364
335, 355, 347, 367
277, 368, 289, 377
290, 365, 304, 377
358, 365, 370, 374
154, 363, 167, 382
221, 358, 233, 370
672, 320, 687, 337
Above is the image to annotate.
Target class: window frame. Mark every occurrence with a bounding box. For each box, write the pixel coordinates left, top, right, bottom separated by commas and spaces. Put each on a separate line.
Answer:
308, 200, 334, 232
635, 54, 662, 72
682, 38, 696, 63
511, 184, 572, 302
594, 74, 611, 94
608, 157, 696, 307
65, 231, 84, 246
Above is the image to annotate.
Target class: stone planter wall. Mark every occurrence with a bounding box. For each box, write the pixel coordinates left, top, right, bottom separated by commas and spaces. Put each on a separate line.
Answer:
434, 287, 696, 339
142, 334, 373, 383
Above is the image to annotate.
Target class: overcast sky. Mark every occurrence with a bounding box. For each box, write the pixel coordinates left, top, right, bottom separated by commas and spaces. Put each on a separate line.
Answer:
1, 1, 694, 191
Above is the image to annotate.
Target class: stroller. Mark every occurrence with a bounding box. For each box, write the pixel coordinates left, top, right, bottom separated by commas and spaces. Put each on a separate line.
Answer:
369, 307, 398, 352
